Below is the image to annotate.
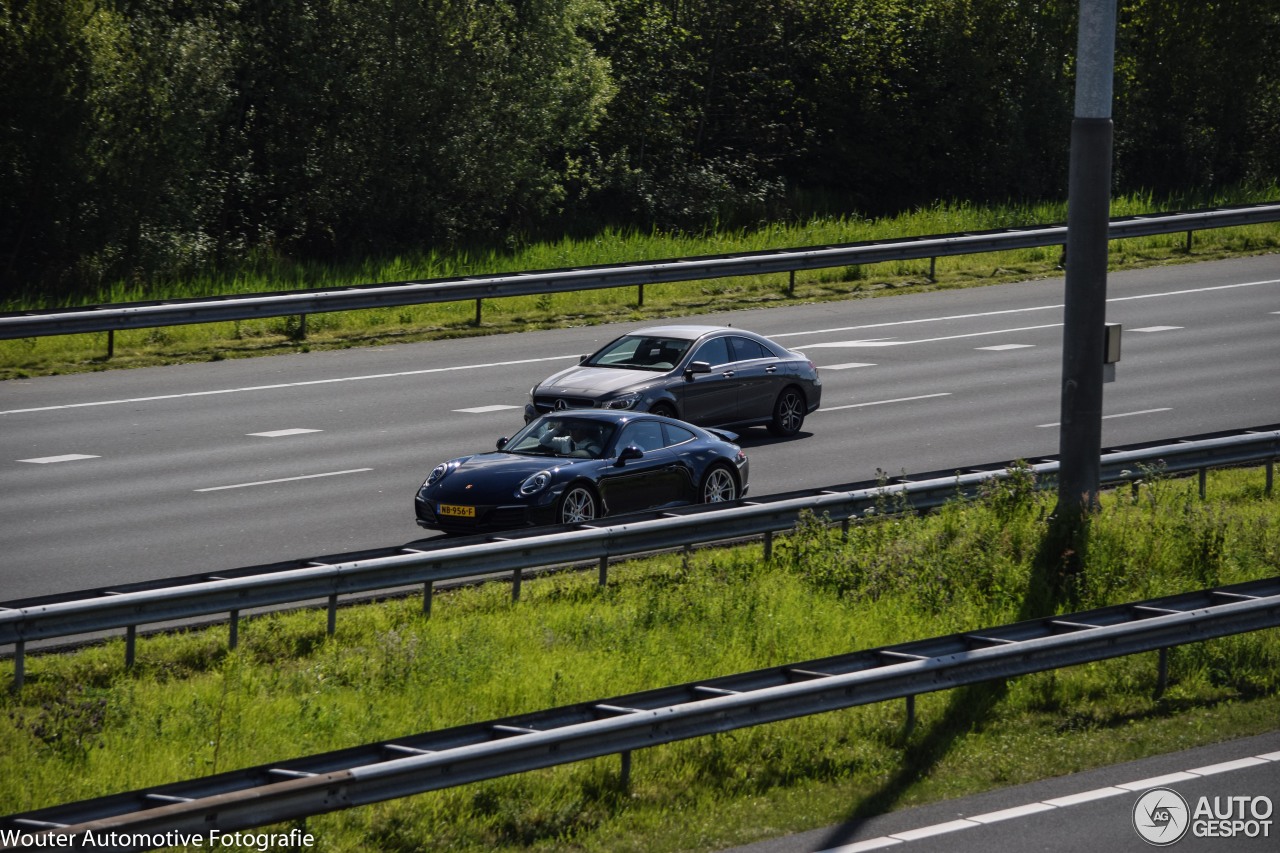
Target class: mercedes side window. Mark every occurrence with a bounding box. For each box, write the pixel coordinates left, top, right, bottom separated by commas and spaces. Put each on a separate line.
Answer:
728, 336, 773, 361
690, 336, 731, 367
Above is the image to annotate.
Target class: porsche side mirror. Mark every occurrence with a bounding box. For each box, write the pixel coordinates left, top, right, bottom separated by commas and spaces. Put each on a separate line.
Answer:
685, 361, 712, 378
616, 446, 644, 465
496, 437, 508, 450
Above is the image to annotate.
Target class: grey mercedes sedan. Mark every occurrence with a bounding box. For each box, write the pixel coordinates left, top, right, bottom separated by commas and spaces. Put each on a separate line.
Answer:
524, 325, 822, 436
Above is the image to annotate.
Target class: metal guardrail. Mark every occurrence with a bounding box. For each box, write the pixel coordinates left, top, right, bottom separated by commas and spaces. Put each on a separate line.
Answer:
4, 576, 1279, 849
1, 203, 1278, 340
3, 425, 1277, 690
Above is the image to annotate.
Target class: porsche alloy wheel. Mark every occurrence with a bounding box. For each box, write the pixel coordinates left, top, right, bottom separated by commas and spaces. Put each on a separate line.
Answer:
559, 485, 599, 524
700, 465, 737, 503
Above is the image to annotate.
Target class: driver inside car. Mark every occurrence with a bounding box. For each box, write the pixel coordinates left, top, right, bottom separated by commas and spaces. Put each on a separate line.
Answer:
539, 420, 605, 458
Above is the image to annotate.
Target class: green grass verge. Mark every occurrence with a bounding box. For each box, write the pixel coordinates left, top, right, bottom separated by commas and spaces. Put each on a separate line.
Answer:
2, 466, 1277, 851
3, 188, 1278, 380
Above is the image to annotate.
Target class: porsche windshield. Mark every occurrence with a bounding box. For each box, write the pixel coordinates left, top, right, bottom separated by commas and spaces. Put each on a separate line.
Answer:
506, 417, 616, 459
584, 335, 693, 372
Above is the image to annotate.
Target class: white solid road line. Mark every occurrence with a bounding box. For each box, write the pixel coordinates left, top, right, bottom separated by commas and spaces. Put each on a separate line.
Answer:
800, 323, 1063, 349
0, 355, 580, 416
194, 468, 373, 492
772, 277, 1280, 344
17, 454, 101, 464
816, 744, 1280, 852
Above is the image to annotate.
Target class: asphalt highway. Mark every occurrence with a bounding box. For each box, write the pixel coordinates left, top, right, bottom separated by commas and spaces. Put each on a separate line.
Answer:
2, 254, 1278, 599
724, 730, 1280, 853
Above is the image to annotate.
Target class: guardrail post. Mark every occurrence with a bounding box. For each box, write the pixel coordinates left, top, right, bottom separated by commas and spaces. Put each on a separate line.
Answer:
683, 544, 692, 569
904, 694, 916, 737
763, 530, 773, 562
327, 595, 338, 636
11, 640, 24, 692
620, 750, 632, 789
423, 581, 434, 617
1155, 647, 1169, 698
637, 284, 644, 307
598, 556, 608, 587
929, 257, 937, 281
107, 329, 115, 360
1267, 459, 1274, 496
1199, 467, 1207, 500
229, 610, 239, 650
125, 625, 137, 669
1185, 230, 1193, 254
512, 568, 523, 602
788, 270, 796, 296
474, 299, 483, 326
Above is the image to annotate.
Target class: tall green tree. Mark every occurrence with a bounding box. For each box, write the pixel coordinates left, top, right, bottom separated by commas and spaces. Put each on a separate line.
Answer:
1115, 0, 1280, 193
1, 0, 94, 298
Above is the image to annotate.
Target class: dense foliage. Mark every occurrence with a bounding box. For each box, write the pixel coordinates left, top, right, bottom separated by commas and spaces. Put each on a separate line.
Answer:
3, 0, 1279, 300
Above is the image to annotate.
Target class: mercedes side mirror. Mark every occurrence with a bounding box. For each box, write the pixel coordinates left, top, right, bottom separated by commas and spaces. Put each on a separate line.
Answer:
685, 361, 712, 378
496, 437, 508, 450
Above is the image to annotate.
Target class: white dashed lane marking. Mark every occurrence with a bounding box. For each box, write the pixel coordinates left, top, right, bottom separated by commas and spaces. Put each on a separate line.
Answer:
820, 362, 878, 370
1130, 325, 1184, 333
819, 393, 951, 413
817, 744, 1280, 852
976, 344, 1035, 351
1037, 408, 1172, 428
248, 428, 322, 438
18, 454, 101, 464
194, 469, 373, 492
454, 405, 521, 414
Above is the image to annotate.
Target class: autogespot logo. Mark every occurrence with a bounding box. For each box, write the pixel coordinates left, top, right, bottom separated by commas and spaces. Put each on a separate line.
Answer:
1134, 787, 1191, 846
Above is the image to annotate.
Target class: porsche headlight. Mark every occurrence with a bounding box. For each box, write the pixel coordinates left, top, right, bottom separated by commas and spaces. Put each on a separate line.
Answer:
519, 470, 553, 496
603, 391, 642, 410
425, 463, 449, 486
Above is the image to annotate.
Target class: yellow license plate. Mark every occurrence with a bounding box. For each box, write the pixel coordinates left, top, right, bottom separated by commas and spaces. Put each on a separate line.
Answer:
438, 504, 476, 518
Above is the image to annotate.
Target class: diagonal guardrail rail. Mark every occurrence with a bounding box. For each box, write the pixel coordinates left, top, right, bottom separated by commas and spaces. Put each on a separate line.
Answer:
3, 576, 1278, 849
2, 425, 1277, 690
1, 203, 1278, 340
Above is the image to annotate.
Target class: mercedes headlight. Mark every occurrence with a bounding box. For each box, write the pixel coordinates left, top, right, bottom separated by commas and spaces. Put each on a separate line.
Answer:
603, 392, 642, 410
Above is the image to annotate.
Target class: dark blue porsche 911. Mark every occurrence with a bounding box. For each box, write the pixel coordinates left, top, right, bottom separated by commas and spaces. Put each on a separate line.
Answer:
415, 410, 749, 533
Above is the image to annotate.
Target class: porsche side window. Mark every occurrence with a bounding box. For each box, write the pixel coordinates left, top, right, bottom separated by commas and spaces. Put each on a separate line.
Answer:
661, 423, 696, 447
620, 421, 665, 452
